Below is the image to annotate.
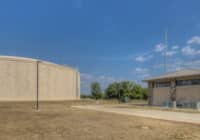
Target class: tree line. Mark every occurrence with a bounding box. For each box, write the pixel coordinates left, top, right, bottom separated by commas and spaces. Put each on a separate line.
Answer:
81, 81, 148, 101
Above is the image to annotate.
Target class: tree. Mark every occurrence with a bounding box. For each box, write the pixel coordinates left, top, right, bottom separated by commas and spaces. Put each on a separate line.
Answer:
105, 81, 148, 100
131, 84, 143, 99
141, 88, 148, 100
105, 82, 120, 99
120, 81, 135, 98
91, 82, 102, 100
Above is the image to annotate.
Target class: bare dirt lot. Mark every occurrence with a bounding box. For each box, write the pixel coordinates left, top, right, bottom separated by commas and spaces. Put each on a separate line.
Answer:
74, 104, 200, 124
0, 100, 200, 140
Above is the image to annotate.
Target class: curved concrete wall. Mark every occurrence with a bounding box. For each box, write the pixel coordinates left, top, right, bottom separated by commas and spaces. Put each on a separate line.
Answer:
0, 56, 80, 101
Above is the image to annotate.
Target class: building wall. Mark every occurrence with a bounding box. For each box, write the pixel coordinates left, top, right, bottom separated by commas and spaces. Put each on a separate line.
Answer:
176, 85, 200, 102
152, 87, 170, 106
147, 88, 153, 105
148, 76, 200, 106
39, 62, 78, 100
151, 85, 200, 106
0, 57, 80, 101
0, 59, 36, 101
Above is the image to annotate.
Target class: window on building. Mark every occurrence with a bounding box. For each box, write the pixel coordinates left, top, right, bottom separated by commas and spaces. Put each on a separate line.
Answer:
176, 79, 200, 86
154, 82, 170, 88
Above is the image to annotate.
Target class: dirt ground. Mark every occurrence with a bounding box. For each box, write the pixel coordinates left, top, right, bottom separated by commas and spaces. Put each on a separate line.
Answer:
0, 100, 200, 140
74, 104, 200, 124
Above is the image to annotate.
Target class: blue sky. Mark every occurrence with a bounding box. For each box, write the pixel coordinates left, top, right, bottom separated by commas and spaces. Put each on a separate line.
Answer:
0, 0, 200, 93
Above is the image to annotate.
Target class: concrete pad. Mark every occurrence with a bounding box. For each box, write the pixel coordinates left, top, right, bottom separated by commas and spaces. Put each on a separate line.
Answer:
73, 105, 200, 125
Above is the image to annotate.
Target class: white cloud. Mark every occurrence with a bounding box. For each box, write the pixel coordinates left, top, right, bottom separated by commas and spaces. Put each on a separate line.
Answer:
134, 67, 150, 78
154, 44, 178, 56
167, 61, 182, 72
162, 58, 200, 72
135, 54, 153, 62
187, 36, 200, 45
140, 73, 151, 78
152, 57, 200, 73
135, 56, 146, 62
181, 46, 200, 55
135, 67, 148, 73
166, 50, 177, 56
172, 45, 179, 50
183, 60, 200, 68
154, 43, 165, 52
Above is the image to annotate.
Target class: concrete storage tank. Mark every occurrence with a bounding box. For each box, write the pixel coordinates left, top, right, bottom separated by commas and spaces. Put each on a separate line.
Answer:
0, 56, 80, 101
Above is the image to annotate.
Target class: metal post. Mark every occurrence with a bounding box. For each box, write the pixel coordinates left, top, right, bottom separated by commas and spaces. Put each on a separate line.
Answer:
36, 60, 39, 111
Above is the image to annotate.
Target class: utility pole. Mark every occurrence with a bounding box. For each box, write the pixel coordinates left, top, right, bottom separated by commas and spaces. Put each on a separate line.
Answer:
164, 30, 168, 73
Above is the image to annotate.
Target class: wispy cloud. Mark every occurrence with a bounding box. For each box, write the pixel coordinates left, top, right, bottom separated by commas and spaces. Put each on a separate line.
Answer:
134, 67, 150, 78
181, 36, 200, 55
131, 35, 199, 86
166, 50, 178, 56
135, 67, 148, 73
154, 43, 165, 52
181, 46, 200, 55
169, 59, 200, 71
155, 44, 179, 57
152, 58, 200, 72
187, 36, 200, 45
172, 45, 179, 50
134, 43, 178, 63
135, 55, 153, 62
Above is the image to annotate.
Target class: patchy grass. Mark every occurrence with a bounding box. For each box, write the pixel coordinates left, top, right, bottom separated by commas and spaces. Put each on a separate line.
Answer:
0, 100, 200, 140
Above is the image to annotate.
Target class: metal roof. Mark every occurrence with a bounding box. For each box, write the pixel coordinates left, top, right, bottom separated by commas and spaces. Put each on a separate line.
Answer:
144, 69, 200, 82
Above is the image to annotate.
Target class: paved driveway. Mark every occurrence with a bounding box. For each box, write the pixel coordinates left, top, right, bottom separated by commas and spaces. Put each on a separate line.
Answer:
73, 105, 200, 125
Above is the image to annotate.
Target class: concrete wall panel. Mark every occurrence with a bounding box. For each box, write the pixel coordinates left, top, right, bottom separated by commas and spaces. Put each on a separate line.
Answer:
39, 62, 77, 100
0, 59, 36, 101
0, 56, 80, 101
176, 86, 200, 102
152, 88, 170, 106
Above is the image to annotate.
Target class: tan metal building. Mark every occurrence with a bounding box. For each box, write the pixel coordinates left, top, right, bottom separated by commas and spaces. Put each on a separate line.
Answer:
0, 56, 80, 101
144, 69, 200, 106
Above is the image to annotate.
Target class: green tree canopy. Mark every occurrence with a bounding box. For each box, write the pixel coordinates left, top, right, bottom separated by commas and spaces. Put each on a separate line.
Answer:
90, 82, 102, 100
105, 81, 147, 100
105, 82, 120, 99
